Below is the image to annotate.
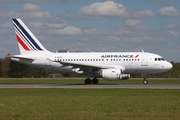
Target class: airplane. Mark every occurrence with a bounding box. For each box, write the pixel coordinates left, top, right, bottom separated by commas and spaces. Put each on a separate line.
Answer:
11, 18, 172, 85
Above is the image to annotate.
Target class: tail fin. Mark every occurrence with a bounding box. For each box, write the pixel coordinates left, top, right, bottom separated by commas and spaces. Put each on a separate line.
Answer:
12, 18, 49, 55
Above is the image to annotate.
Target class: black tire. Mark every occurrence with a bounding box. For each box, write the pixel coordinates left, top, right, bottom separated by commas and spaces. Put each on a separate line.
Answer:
84, 78, 91, 84
92, 78, 98, 84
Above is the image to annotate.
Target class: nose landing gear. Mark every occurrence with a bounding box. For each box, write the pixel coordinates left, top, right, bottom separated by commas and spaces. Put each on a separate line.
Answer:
142, 74, 148, 85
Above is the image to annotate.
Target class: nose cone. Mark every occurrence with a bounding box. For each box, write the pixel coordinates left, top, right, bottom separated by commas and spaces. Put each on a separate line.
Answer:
165, 62, 173, 71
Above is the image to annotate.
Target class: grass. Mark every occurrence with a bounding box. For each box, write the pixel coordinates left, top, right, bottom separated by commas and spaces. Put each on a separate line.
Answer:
0, 88, 180, 120
0, 78, 180, 120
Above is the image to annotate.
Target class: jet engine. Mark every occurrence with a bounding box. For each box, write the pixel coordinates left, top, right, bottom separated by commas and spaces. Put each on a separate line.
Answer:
101, 69, 130, 81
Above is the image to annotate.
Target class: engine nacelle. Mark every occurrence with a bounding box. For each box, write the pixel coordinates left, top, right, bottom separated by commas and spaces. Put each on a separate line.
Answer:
121, 74, 131, 80
101, 69, 130, 81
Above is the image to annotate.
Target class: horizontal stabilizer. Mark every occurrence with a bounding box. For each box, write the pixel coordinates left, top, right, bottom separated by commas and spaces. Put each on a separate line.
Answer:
11, 55, 34, 60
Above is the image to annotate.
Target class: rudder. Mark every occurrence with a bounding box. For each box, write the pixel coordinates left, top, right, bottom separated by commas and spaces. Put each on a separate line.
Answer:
12, 18, 49, 54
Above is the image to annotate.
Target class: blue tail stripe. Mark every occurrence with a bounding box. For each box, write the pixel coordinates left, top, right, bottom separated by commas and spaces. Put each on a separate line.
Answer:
13, 23, 36, 50
13, 19, 43, 50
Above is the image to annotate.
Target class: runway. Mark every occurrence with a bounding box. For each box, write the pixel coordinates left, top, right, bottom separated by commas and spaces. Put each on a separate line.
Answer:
0, 84, 180, 89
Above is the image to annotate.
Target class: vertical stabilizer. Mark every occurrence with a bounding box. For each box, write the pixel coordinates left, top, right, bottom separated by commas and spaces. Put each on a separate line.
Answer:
12, 18, 49, 54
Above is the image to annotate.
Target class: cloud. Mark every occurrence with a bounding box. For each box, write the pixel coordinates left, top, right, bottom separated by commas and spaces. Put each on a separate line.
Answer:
148, 0, 167, 3
7, 3, 52, 19
66, 1, 154, 19
79, 1, 127, 17
148, 0, 177, 3
163, 24, 180, 37
1, 0, 78, 3
133, 10, 154, 18
163, 24, 178, 29
66, 1, 127, 19
22, 3, 41, 11
0, 22, 12, 35
125, 19, 142, 26
83, 28, 110, 35
157, 6, 180, 17
48, 26, 82, 35
45, 17, 67, 29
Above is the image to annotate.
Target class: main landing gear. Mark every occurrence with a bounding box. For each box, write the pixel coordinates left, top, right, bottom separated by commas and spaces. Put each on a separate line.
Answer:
142, 74, 148, 85
84, 77, 99, 84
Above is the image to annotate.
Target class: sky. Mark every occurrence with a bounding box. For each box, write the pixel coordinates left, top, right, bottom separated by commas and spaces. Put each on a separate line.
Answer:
0, 0, 180, 62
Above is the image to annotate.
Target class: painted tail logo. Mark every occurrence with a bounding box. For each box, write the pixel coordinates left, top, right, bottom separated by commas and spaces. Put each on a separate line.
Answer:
12, 18, 45, 51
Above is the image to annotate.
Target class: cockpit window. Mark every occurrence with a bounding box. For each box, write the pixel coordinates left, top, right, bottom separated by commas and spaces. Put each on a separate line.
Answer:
154, 58, 165, 61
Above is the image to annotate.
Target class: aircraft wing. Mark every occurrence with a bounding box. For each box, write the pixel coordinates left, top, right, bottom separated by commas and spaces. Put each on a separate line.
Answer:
55, 61, 125, 73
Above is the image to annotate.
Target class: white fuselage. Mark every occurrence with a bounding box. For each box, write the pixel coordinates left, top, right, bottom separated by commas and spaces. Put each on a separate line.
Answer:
12, 51, 172, 75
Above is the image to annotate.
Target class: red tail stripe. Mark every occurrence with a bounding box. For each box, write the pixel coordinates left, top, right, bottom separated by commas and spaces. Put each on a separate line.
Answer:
16, 34, 30, 51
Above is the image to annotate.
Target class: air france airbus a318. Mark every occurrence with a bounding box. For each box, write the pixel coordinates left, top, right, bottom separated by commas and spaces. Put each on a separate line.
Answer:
11, 18, 172, 85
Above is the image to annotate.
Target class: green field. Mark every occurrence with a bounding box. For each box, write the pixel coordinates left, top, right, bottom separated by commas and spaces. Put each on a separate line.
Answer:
0, 78, 180, 120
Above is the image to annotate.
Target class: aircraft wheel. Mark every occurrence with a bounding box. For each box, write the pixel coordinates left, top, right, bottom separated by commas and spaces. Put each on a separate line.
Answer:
143, 80, 148, 85
92, 78, 99, 84
84, 78, 91, 84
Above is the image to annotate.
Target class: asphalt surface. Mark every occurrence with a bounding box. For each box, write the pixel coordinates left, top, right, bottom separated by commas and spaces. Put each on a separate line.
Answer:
0, 84, 180, 89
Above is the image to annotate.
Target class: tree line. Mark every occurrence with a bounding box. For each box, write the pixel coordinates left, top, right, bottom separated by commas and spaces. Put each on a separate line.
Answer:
0, 55, 179, 78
